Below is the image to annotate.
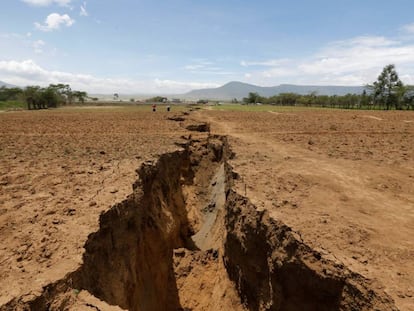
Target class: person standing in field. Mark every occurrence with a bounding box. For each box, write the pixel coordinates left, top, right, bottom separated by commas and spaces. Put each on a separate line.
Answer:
167, 105, 171, 112
152, 103, 157, 112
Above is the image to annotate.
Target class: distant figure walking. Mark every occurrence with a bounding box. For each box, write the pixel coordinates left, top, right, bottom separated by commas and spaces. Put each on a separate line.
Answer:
152, 104, 157, 112
167, 105, 171, 112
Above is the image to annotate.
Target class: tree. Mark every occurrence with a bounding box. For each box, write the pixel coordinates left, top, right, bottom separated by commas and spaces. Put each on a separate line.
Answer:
24, 86, 41, 110
400, 85, 414, 110
41, 86, 59, 108
49, 83, 72, 105
243, 92, 263, 104
23, 84, 87, 109
360, 89, 370, 108
146, 96, 167, 103
0, 86, 23, 101
369, 64, 403, 110
73, 91, 88, 103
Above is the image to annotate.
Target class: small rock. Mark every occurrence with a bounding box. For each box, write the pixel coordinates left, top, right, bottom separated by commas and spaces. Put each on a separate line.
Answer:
64, 208, 76, 216
43, 250, 52, 259
174, 248, 186, 258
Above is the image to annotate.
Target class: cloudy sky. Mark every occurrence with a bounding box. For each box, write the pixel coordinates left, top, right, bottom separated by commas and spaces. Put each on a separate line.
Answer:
2, 0, 414, 94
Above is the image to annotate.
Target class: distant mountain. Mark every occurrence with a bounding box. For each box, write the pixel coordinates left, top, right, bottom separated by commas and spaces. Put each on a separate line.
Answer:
184, 81, 365, 100
0, 80, 16, 88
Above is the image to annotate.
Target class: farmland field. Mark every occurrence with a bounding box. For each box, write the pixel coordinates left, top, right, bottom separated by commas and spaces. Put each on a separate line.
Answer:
0, 107, 413, 310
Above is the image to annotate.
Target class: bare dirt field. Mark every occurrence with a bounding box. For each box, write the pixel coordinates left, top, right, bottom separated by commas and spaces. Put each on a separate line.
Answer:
196, 108, 414, 311
0, 107, 413, 310
0, 109, 188, 308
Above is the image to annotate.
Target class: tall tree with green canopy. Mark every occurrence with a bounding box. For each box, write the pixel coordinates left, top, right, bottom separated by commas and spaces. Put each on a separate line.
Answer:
24, 86, 41, 110
73, 91, 88, 103
370, 64, 403, 110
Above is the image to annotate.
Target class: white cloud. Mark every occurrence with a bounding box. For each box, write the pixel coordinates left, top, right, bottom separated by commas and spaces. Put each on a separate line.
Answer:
0, 59, 219, 93
0, 33, 53, 57
184, 59, 213, 71
299, 36, 414, 75
22, 0, 71, 6
184, 64, 204, 70
241, 58, 290, 67
242, 35, 414, 86
184, 60, 234, 75
154, 79, 219, 93
35, 13, 75, 32
401, 23, 414, 34
32, 40, 46, 53
329, 36, 398, 48
80, 2, 88, 16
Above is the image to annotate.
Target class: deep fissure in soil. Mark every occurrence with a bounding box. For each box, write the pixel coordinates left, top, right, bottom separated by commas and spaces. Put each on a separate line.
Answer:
2, 133, 398, 311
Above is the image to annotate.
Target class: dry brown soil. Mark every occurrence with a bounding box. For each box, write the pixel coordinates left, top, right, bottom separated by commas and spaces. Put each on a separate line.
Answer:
194, 109, 414, 311
0, 109, 188, 307
0, 107, 413, 310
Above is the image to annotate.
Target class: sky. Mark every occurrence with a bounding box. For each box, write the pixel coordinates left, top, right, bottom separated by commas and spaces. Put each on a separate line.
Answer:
2, 0, 414, 94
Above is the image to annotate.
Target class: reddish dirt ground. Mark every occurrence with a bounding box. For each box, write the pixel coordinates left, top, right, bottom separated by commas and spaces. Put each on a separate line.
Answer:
194, 109, 414, 311
0, 108, 188, 307
0, 107, 413, 310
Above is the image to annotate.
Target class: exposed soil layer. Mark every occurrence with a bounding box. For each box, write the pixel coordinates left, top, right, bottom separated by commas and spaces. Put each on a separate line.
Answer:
225, 191, 396, 311
2, 125, 398, 310
0, 109, 188, 307
194, 109, 414, 311
1, 108, 412, 310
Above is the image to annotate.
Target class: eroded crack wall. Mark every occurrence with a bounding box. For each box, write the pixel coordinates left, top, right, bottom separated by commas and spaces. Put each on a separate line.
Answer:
224, 191, 398, 311
1, 129, 399, 311
72, 150, 194, 311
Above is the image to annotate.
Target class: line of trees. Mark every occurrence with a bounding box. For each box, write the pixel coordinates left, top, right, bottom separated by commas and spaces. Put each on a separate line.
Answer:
145, 96, 167, 103
0, 84, 88, 109
243, 64, 414, 110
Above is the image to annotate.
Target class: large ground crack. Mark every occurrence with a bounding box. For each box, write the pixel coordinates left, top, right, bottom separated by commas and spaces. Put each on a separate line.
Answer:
1, 129, 399, 311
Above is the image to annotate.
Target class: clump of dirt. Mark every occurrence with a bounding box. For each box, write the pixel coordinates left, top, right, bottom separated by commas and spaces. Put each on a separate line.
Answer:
1, 130, 398, 311
167, 115, 186, 122
185, 122, 210, 132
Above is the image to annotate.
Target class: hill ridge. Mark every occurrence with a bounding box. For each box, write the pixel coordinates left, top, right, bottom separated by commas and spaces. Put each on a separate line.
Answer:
184, 81, 365, 100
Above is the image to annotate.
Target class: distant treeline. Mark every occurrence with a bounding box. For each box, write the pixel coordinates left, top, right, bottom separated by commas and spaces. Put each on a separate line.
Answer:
241, 90, 411, 110
242, 65, 414, 110
0, 84, 88, 109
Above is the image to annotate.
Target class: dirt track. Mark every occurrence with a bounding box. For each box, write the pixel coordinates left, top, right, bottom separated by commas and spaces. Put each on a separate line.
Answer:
0, 107, 413, 310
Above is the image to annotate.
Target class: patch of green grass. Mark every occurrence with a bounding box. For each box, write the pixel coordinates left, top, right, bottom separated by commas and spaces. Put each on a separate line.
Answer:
207, 104, 326, 112
0, 100, 26, 110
